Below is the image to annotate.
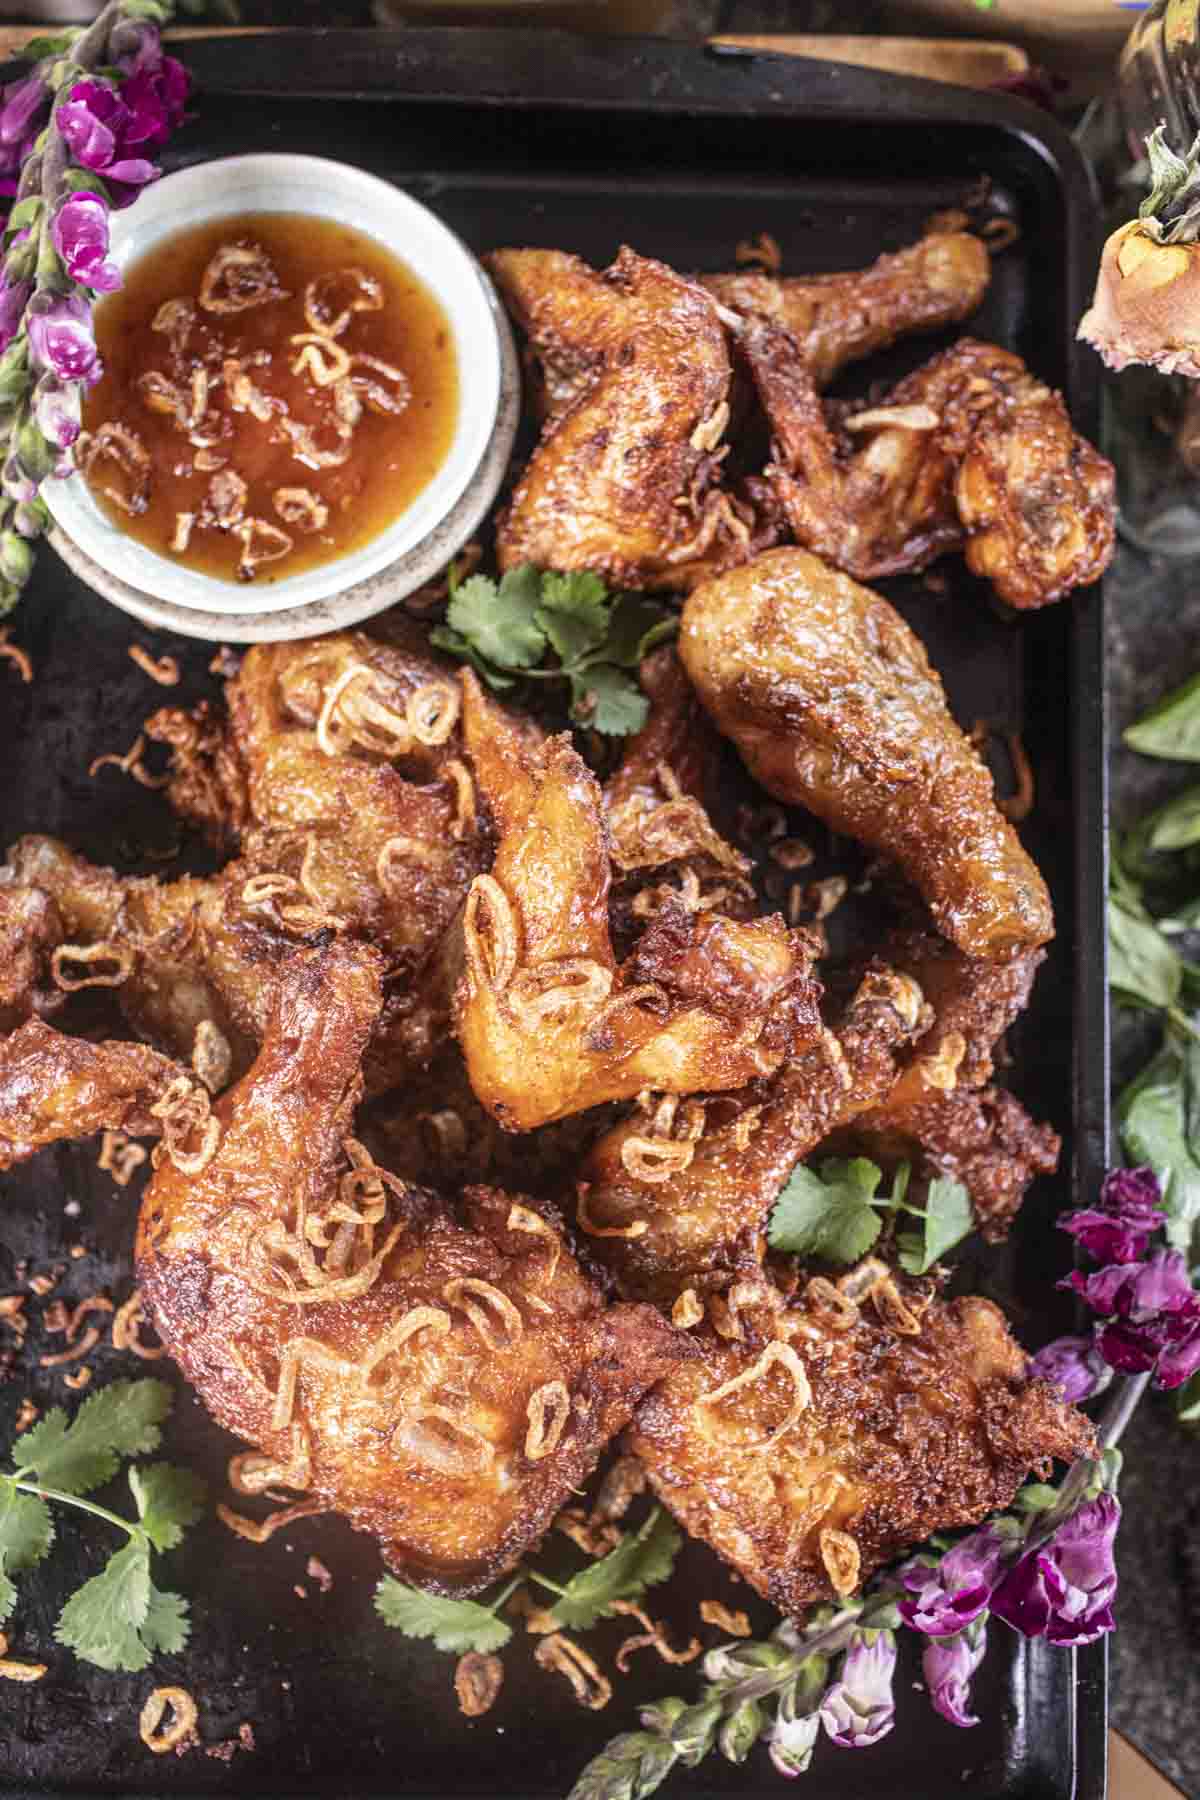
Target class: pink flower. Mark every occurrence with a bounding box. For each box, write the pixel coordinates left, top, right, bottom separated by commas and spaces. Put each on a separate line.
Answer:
26, 291, 100, 386
922, 1621, 987, 1729
896, 1523, 1013, 1636
1028, 1334, 1111, 1403
820, 1632, 897, 1749
51, 192, 120, 294
990, 1494, 1119, 1647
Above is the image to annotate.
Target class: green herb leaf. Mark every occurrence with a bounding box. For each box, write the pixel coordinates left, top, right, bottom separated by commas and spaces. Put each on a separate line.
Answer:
444, 567, 546, 671
1125, 671, 1200, 762
55, 1539, 153, 1672
374, 1578, 513, 1654
18, 31, 79, 59
1108, 897, 1182, 1011
600, 594, 678, 669
551, 1506, 682, 1631
569, 663, 650, 737
767, 1157, 886, 1264
1148, 785, 1200, 851
1161, 895, 1200, 934
897, 1177, 974, 1275
1117, 1039, 1200, 1247
13, 1379, 173, 1495
536, 570, 612, 665
1175, 1370, 1200, 1425
0, 1484, 53, 1624
130, 1463, 207, 1554
140, 1584, 190, 1657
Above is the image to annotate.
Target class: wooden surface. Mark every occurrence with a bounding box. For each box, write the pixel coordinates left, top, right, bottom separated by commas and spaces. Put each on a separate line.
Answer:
1111, 1729, 1188, 1800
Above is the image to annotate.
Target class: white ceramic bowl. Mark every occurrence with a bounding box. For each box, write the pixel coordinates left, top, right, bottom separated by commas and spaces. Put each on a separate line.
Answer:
43, 152, 517, 630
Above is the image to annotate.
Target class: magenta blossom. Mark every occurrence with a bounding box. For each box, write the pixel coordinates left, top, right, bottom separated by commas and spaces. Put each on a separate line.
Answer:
1060, 1185, 1167, 1263
0, 75, 47, 149
991, 1493, 1119, 1647
118, 59, 188, 150
820, 1632, 897, 1749
1028, 1334, 1111, 1404
1061, 1246, 1196, 1319
896, 1524, 1013, 1636
33, 374, 80, 451
56, 81, 159, 199
1097, 1300, 1200, 1384
26, 291, 101, 386
51, 192, 120, 294
922, 1621, 987, 1729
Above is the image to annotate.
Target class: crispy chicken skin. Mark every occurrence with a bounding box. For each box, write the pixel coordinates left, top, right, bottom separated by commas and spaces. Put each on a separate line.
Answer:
0, 884, 62, 1031
457, 672, 820, 1130
679, 549, 1053, 959
489, 247, 765, 590
136, 941, 686, 1595
742, 332, 1115, 606
701, 229, 990, 388
0, 1019, 183, 1167
628, 1281, 1096, 1617
575, 965, 926, 1309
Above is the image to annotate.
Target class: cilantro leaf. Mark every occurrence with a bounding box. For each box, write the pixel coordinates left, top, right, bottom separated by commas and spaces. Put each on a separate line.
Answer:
897, 1177, 974, 1275
55, 1539, 153, 1672
0, 1484, 53, 1623
604, 594, 679, 669
130, 1463, 207, 1553
551, 1506, 681, 1631
444, 567, 546, 671
537, 570, 612, 665
140, 1584, 190, 1657
374, 1578, 513, 1654
569, 663, 650, 737
13, 1379, 173, 1496
767, 1158, 886, 1264
428, 625, 518, 691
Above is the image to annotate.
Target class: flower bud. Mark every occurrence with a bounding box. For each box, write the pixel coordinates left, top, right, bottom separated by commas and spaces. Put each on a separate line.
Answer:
718, 1698, 763, 1765
0, 336, 29, 405
33, 372, 80, 450
0, 527, 34, 587
12, 495, 47, 538
1, 451, 35, 505
14, 412, 58, 482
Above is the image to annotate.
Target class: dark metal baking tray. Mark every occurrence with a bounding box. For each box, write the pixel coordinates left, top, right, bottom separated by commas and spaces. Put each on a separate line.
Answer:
0, 30, 1108, 1800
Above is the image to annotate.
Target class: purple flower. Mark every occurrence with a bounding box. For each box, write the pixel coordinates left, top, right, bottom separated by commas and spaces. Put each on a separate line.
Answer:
33, 374, 80, 450
0, 273, 31, 354
1061, 1247, 1196, 1320
0, 74, 47, 149
1156, 1314, 1200, 1389
1028, 1334, 1111, 1404
820, 1632, 897, 1749
26, 291, 100, 385
896, 1524, 1013, 1636
922, 1621, 987, 1729
118, 59, 188, 150
51, 192, 119, 294
1061, 1206, 1165, 1265
767, 1695, 822, 1778
56, 81, 160, 202
991, 1494, 1119, 1647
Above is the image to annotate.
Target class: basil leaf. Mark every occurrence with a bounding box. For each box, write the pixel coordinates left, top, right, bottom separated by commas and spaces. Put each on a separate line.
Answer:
1148, 785, 1200, 851
1125, 671, 1200, 762
1108, 897, 1182, 1011
1117, 1040, 1200, 1249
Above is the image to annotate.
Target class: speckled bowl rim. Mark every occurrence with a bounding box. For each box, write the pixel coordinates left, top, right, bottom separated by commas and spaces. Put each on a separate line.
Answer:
49, 293, 520, 644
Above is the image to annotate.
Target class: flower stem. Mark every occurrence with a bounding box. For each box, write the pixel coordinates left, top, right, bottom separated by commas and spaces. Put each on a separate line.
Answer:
9, 1475, 139, 1539
486, 1575, 523, 1616
526, 1570, 568, 1598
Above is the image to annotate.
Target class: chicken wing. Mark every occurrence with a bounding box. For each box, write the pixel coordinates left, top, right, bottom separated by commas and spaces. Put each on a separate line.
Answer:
701, 228, 990, 389
0, 1018, 184, 1167
488, 247, 765, 590
136, 940, 686, 1595
679, 549, 1053, 959
741, 332, 1115, 606
457, 672, 820, 1130
0, 883, 62, 1031
574, 964, 926, 1309
627, 1274, 1095, 1616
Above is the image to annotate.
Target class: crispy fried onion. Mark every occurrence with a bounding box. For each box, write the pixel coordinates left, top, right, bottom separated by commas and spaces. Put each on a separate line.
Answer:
50, 941, 133, 991
506, 1202, 561, 1303
315, 663, 415, 759
170, 512, 194, 553
535, 1634, 611, 1710
693, 1341, 811, 1450
112, 1288, 164, 1360
407, 679, 460, 746
699, 1599, 751, 1636
234, 518, 293, 581
455, 1651, 503, 1718
87, 730, 169, 788
463, 874, 518, 994
151, 296, 195, 355
804, 1275, 860, 1333
41, 1326, 100, 1367
76, 422, 150, 514
376, 837, 445, 888
575, 1182, 647, 1240
350, 351, 410, 416
269, 1307, 450, 1431
581, 982, 670, 1050
708, 1276, 782, 1343
594, 1455, 646, 1524
279, 410, 353, 471
200, 242, 286, 314
217, 1499, 326, 1543
138, 366, 209, 432
247, 1201, 404, 1311
609, 764, 749, 876
396, 1406, 494, 1476
443, 1277, 524, 1352
139, 1686, 198, 1754
672, 1288, 705, 1329
0, 1634, 46, 1681
273, 486, 329, 532
505, 958, 613, 1029
555, 1507, 621, 1558
870, 1275, 923, 1336
289, 332, 352, 386
240, 871, 346, 935
524, 1380, 571, 1461
735, 231, 782, 272
192, 1018, 232, 1093
148, 1075, 220, 1175
619, 1134, 695, 1184
443, 758, 476, 838
128, 645, 180, 686
98, 1129, 147, 1187
844, 403, 941, 435
836, 1256, 889, 1307
304, 268, 384, 339
612, 1600, 702, 1672
819, 1527, 861, 1598
221, 355, 276, 423
228, 1427, 311, 1496
0, 629, 31, 683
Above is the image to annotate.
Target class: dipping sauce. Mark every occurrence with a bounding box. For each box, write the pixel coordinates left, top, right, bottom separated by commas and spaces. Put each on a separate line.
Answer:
81, 213, 459, 583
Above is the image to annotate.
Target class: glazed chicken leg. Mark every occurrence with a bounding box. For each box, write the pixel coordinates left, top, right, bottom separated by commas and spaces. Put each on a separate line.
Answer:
136, 940, 686, 1594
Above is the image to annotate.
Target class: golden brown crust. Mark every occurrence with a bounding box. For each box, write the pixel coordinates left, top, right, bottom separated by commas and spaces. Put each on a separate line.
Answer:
0, 883, 63, 1031
679, 549, 1054, 959
0, 1018, 184, 1167
628, 1285, 1096, 1617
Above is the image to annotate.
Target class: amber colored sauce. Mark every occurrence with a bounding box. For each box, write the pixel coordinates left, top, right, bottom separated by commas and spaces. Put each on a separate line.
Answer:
82, 213, 459, 584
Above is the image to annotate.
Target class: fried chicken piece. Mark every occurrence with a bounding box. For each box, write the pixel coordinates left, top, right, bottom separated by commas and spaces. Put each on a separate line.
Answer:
701, 228, 990, 388
489, 246, 764, 589
575, 964, 926, 1309
142, 697, 249, 853
679, 549, 1053, 959
0, 883, 62, 1030
827, 1084, 1060, 1242
0, 1018, 184, 1167
740, 332, 1115, 606
628, 1276, 1096, 1616
457, 673, 820, 1130
136, 940, 686, 1593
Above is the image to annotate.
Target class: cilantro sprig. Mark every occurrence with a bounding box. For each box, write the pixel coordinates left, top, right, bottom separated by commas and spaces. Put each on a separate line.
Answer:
767, 1157, 973, 1273
0, 1378, 205, 1671
430, 563, 677, 737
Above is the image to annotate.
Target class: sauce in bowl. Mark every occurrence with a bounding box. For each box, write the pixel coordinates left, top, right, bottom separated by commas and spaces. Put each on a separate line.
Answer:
80, 212, 459, 584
